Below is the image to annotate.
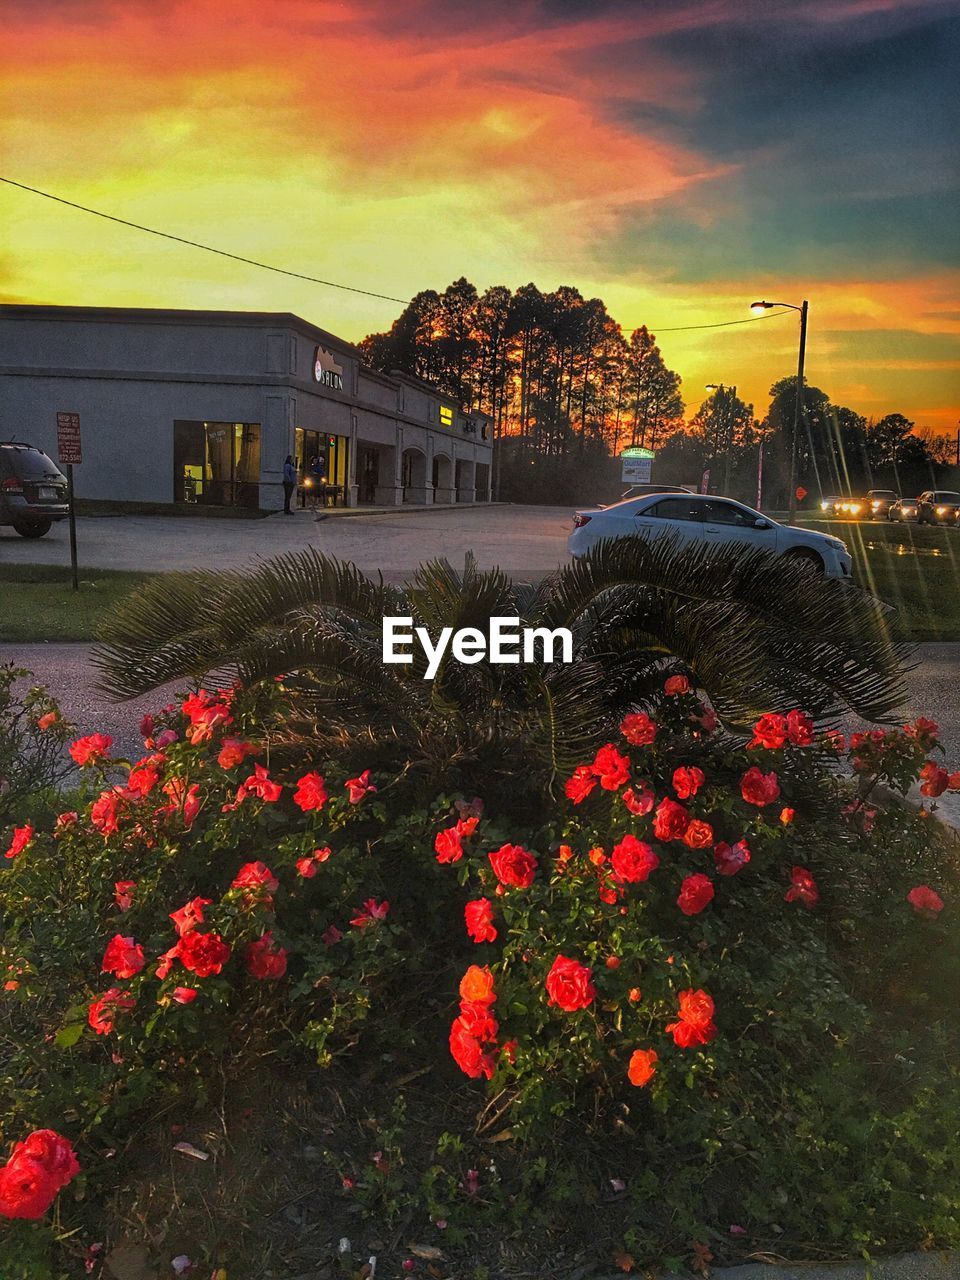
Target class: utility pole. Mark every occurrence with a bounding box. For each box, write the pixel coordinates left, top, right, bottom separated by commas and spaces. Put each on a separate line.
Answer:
787, 300, 808, 525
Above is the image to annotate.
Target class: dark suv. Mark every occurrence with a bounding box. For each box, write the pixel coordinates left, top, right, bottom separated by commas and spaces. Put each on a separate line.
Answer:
916, 490, 960, 526
0, 442, 70, 537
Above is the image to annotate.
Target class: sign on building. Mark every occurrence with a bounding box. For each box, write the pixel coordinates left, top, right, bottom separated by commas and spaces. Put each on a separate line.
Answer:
56, 411, 82, 465
313, 346, 344, 390
620, 445, 655, 484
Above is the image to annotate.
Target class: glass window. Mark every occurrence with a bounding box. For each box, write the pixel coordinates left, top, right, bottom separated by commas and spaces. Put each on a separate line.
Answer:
439, 405, 454, 427
701, 499, 760, 528
645, 498, 704, 522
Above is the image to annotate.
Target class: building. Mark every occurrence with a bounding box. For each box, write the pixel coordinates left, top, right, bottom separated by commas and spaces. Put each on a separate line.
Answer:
0, 305, 493, 510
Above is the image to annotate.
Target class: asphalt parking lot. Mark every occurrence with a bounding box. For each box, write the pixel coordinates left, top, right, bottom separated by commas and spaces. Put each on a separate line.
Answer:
0, 505, 575, 579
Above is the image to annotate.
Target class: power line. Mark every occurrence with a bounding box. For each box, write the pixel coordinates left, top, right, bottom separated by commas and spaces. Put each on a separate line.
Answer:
1, 176, 794, 331
653, 311, 789, 332
0, 176, 410, 304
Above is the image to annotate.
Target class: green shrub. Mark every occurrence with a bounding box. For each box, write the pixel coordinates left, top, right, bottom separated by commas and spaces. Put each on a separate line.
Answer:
0, 677, 958, 1275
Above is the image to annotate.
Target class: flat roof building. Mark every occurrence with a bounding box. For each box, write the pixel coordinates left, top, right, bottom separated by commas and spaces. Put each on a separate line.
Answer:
0, 305, 493, 511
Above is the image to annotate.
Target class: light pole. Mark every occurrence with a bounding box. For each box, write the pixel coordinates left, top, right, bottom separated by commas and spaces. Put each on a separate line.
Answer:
705, 382, 737, 495
751, 299, 808, 524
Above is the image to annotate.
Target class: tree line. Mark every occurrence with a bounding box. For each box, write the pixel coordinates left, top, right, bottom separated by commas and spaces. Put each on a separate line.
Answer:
361, 278, 956, 506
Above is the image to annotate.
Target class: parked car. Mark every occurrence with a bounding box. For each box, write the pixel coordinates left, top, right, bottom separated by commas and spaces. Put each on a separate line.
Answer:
0, 442, 70, 537
569, 493, 853, 579
866, 489, 899, 518
887, 496, 920, 522
916, 490, 960, 525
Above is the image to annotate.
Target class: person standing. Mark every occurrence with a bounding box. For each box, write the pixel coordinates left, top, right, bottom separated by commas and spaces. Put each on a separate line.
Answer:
282, 455, 297, 515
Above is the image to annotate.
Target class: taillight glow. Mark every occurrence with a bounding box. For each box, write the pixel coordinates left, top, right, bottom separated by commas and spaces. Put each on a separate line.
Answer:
573, 513, 592, 528
2, 477, 23, 494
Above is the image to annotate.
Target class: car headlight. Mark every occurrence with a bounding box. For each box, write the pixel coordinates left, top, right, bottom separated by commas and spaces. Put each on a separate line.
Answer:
820, 501, 831, 511
937, 506, 947, 515
849, 503, 861, 515
871, 501, 881, 511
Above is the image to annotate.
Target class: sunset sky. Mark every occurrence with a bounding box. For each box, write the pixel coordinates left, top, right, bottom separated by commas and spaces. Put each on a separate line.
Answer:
2, 0, 958, 429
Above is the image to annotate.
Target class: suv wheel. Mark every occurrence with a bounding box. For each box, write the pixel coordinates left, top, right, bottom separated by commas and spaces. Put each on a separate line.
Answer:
12, 519, 53, 539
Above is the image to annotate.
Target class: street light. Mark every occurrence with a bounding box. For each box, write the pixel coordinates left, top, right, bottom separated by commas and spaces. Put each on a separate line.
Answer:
750, 299, 809, 524
705, 382, 738, 495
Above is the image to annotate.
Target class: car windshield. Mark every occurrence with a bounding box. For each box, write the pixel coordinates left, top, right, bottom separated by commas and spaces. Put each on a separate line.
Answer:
935, 493, 960, 502
4, 448, 63, 480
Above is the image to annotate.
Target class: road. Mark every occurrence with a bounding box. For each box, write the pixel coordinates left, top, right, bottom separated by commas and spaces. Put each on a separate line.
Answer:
0, 505, 576, 580
3, 641, 959, 825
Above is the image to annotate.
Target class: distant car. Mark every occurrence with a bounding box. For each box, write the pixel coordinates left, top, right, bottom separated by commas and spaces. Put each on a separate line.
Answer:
568, 492, 853, 580
820, 495, 843, 515
866, 489, 899, 518
887, 497, 920, 522
916, 490, 960, 525
0, 442, 69, 537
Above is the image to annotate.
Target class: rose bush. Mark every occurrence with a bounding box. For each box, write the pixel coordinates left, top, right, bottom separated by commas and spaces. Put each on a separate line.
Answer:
1, 672, 959, 1275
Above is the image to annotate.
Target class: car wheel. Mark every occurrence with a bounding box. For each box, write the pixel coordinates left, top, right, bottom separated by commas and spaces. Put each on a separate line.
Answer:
783, 548, 824, 577
12, 518, 53, 538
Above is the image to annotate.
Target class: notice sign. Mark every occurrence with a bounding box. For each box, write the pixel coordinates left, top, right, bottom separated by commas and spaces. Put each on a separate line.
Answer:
56, 411, 82, 465
620, 445, 655, 484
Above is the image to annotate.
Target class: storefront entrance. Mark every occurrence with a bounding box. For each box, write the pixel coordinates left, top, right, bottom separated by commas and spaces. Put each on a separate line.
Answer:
173, 421, 260, 507
295, 428, 349, 507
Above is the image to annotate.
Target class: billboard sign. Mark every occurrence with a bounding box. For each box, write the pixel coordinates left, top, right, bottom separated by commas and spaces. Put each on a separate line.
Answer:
620, 445, 655, 484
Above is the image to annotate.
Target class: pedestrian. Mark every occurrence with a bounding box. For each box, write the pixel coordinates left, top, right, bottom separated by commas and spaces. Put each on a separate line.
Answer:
282, 454, 297, 515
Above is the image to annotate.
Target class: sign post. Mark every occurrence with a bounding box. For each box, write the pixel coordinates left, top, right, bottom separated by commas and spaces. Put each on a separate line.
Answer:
56, 411, 82, 591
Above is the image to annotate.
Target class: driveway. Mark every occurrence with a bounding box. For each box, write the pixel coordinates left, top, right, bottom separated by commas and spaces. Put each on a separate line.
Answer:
0, 505, 575, 579
3, 642, 959, 826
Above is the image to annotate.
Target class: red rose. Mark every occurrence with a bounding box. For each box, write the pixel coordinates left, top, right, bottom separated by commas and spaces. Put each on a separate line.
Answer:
349, 898, 390, 927
465, 898, 497, 944
114, 880, 137, 911
238, 764, 282, 804
217, 738, 259, 769
907, 885, 944, 917
296, 847, 331, 878
622, 784, 655, 815
293, 771, 328, 811
169, 896, 213, 937
245, 931, 288, 980
784, 865, 819, 908
565, 765, 598, 804
489, 843, 538, 888
87, 987, 135, 1036
449, 1019, 496, 1080
3, 823, 33, 860
0, 1157, 60, 1221
610, 833, 659, 884
177, 930, 232, 977
683, 819, 714, 849
459, 964, 496, 1006
664, 674, 691, 696
160, 778, 201, 827
627, 1048, 658, 1087
672, 766, 705, 800
919, 762, 950, 798
101, 934, 146, 979
740, 766, 780, 807
905, 716, 939, 749
91, 789, 123, 836
666, 988, 716, 1048
125, 764, 160, 798
8, 1130, 79, 1194
713, 839, 750, 876
677, 873, 714, 916
435, 826, 464, 864
750, 713, 787, 749
185, 703, 233, 745
345, 769, 377, 803
652, 797, 690, 842
591, 744, 631, 791
36, 711, 58, 731
455, 1000, 499, 1042
231, 860, 279, 904
786, 709, 814, 746
545, 955, 596, 1012
69, 733, 112, 766
780, 807, 795, 825
621, 712, 657, 746
171, 987, 198, 1004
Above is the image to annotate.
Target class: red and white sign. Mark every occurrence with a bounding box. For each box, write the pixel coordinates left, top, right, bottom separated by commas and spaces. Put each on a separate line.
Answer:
56, 411, 82, 465
700, 468, 710, 495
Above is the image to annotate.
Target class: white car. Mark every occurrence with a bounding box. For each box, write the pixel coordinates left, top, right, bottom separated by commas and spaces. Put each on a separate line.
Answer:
568, 493, 853, 580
